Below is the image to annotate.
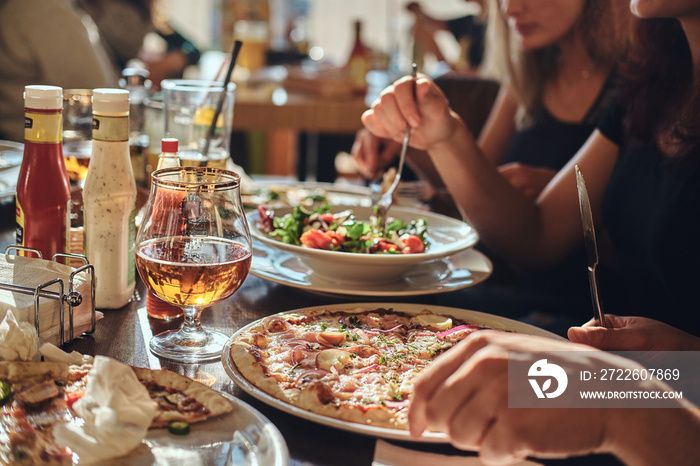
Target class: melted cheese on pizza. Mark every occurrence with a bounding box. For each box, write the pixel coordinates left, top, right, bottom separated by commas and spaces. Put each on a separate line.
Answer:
238, 308, 486, 428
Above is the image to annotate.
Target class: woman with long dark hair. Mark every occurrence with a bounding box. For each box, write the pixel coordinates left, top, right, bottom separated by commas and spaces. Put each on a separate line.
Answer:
356, 0, 634, 329
362, 0, 700, 337
366, 1, 700, 462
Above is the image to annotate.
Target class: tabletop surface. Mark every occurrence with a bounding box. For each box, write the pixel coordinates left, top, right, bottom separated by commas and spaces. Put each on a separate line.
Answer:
0, 199, 622, 466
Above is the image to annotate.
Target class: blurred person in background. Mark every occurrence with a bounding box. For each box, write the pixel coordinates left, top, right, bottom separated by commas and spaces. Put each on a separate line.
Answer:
407, 0, 488, 74
362, 0, 700, 337
354, 0, 633, 334
0, 0, 200, 142
76, 0, 201, 89
0, 0, 118, 142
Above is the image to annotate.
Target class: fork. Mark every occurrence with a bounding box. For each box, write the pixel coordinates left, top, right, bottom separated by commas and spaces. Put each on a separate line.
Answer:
374, 64, 417, 231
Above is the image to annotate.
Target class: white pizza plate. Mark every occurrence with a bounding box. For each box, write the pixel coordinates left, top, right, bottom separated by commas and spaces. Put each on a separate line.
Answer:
114, 392, 289, 465
221, 303, 565, 444
248, 205, 479, 285
250, 239, 493, 297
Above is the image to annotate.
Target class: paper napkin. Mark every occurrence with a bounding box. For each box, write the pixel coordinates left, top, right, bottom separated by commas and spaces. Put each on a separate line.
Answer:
39, 342, 94, 365
0, 254, 101, 345
0, 309, 40, 361
53, 356, 158, 464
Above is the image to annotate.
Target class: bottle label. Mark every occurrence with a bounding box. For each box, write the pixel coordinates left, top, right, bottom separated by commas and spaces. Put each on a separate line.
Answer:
349, 57, 368, 91
93, 115, 129, 142
25, 111, 62, 143
15, 198, 25, 248
127, 205, 136, 287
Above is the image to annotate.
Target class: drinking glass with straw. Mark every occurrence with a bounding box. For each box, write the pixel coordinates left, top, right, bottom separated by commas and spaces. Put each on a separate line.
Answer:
161, 78, 236, 169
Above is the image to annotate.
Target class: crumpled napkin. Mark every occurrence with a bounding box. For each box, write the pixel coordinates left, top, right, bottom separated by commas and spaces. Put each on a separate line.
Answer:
39, 342, 93, 365
53, 356, 158, 464
373, 440, 543, 466
0, 309, 39, 361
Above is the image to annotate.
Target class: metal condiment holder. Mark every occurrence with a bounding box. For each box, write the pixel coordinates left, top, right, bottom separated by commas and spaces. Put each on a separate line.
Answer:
0, 245, 96, 346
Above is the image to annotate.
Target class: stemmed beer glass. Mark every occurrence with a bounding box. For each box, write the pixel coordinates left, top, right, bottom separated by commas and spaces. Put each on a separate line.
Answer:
136, 167, 251, 362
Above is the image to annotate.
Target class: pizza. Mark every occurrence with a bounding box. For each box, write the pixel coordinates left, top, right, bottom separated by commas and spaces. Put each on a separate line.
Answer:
229, 306, 492, 430
0, 361, 232, 464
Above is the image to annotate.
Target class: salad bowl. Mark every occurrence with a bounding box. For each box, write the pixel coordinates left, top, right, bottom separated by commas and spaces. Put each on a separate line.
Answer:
248, 205, 479, 284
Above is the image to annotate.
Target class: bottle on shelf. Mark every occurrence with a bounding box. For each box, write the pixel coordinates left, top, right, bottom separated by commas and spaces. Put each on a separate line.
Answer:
16, 85, 72, 261
82, 89, 137, 309
146, 137, 184, 321
346, 19, 371, 96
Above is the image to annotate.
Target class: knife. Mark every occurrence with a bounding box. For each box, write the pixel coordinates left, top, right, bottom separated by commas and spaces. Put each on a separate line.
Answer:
575, 165, 608, 327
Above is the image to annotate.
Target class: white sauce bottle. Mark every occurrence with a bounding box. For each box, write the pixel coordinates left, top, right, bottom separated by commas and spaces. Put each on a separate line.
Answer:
83, 89, 137, 308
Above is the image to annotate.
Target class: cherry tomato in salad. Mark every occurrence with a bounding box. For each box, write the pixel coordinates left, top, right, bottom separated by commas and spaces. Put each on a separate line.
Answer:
300, 230, 345, 250
326, 231, 345, 248
372, 239, 399, 253
319, 213, 335, 225
400, 234, 425, 254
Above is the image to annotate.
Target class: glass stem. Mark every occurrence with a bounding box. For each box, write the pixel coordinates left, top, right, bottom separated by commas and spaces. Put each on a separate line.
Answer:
175, 306, 209, 347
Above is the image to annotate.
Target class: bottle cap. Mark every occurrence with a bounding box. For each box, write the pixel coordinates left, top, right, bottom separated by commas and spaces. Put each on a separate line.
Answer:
93, 88, 129, 114
24, 85, 62, 109
161, 137, 178, 153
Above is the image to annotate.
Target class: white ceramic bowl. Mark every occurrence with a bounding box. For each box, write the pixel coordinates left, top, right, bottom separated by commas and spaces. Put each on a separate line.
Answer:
248, 205, 478, 284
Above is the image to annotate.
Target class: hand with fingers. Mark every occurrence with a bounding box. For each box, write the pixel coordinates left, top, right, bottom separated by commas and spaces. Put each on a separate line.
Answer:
407, 330, 700, 465
568, 315, 700, 352
350, 128, 402, 180
361, 74, 461, 152
497, 162, 558, 200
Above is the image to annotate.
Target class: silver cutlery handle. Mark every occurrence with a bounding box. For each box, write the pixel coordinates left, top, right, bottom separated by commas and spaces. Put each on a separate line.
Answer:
587, 266, 608, 327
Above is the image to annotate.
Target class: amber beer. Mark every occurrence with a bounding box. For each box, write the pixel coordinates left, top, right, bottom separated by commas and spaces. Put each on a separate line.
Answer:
62, 89, 92, 184
177, 149, 228, 169
135, 236, 251, 307
63, 143, 91, 182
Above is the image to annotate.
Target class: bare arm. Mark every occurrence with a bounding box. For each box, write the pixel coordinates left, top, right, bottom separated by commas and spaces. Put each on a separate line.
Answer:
362, 75, 619, 270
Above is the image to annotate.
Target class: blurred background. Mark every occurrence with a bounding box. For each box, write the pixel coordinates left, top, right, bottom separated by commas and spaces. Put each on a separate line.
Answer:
163, 0, 478, 77
126, 0, 486, 186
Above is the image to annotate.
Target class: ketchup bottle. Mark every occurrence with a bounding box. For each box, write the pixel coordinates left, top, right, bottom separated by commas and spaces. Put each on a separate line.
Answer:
16, 85, 71, 260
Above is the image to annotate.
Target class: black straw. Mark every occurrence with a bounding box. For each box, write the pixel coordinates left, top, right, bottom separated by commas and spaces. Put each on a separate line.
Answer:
201, 40, 243, 166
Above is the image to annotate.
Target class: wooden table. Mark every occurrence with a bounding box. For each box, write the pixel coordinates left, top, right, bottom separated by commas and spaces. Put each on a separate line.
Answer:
232, 85, 367, 181
0, 199, 622, 466
233, 86, 367, 134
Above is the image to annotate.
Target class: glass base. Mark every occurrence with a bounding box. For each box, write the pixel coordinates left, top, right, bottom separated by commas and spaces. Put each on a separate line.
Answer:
149, 328, 229, 363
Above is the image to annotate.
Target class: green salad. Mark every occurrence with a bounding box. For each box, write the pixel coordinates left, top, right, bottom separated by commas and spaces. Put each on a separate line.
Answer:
257, 204, 429, 254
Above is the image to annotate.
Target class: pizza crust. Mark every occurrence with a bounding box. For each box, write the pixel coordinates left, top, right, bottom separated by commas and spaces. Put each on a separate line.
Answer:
0, 361, 233, 427
232, 339, 403, 428
230, 316, 409, 430
0, 361, 85, 382
131, 367, 233, 427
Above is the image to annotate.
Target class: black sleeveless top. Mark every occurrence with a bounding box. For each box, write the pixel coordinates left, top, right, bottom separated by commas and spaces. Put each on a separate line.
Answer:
598, 104, 700, 336
495, 74, 618, 322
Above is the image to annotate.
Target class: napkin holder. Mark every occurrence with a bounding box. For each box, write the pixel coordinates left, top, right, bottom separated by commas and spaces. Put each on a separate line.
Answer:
0, 245, 96, 346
